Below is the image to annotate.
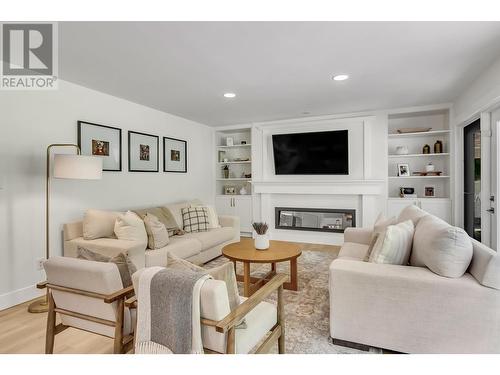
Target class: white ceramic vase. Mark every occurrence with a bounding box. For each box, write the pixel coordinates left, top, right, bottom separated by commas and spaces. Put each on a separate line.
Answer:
254, 234, 269, 250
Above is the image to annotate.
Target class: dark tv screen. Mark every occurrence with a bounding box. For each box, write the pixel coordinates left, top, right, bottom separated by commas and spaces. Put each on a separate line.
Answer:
272, 130, 349, 175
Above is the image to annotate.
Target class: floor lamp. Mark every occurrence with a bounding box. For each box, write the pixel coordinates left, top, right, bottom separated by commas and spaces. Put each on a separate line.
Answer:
28, 144, 102, 313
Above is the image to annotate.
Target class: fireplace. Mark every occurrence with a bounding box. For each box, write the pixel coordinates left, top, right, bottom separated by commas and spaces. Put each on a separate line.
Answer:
275, 207, 356, 233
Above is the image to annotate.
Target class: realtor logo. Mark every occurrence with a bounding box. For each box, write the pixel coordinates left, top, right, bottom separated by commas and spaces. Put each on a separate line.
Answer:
1, 22, 58, 90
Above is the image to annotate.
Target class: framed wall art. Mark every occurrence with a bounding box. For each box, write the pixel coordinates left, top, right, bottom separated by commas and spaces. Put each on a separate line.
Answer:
77, 121, 122, 171
163, 136, 187, 173
128, 131, 159, 172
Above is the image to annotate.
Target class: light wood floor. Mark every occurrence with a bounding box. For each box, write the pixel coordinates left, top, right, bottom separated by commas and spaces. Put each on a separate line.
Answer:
0, 239, 339, 354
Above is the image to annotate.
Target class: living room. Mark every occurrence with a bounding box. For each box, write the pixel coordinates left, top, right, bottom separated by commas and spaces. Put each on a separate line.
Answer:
1, 1, 500, 372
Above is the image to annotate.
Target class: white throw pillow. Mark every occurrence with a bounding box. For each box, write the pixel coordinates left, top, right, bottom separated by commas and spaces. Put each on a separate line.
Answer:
83, 209, 122, 240
114, 211, 147, 243
369, 220, 414, 265
411, 215, 473, 278
163, 201, 190, 229
143, 213, 170, 249
190, 203, 220, 229
372, 213, 396, 241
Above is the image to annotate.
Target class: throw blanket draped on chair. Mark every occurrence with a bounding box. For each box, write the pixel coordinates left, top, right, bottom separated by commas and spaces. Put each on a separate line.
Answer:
135, 266, 211, 354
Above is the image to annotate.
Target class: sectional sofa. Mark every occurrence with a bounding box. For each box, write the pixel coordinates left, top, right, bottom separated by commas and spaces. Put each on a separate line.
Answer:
63, 201, 240, 269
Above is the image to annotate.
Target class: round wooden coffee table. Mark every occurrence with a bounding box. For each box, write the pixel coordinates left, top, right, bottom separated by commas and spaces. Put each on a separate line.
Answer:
222, 240, 302, 297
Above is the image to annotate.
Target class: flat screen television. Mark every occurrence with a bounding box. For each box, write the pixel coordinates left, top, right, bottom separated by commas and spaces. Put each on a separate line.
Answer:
272, 130, 348, 175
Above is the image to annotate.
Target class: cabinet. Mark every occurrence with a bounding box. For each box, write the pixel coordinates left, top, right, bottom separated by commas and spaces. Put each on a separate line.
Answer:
215, 195, 253, 233
387, 198, 451, 223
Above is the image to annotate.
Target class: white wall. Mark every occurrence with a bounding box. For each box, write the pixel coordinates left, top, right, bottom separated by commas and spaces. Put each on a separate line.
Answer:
0, 80, 214, 309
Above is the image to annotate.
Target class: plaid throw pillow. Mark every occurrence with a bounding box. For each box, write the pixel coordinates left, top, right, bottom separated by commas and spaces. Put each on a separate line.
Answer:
181, 207, 209, 233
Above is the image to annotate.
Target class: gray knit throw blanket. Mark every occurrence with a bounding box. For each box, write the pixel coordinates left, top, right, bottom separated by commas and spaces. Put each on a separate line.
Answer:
135, 266, 211, 354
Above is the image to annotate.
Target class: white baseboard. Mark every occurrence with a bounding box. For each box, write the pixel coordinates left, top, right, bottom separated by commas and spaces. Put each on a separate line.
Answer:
0, 285, 44, 311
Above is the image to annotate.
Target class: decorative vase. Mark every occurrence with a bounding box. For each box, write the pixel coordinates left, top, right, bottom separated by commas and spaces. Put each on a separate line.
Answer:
434, 140, 443, 153
425, 163, 435, 172
395, 146, 408, 155
239, 186, 247, 195
422, 144, 431, 154
254, 234, 269, 250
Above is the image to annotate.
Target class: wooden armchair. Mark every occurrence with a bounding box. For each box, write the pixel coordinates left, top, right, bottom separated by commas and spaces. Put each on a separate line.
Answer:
40, 256, 136, 354
129, 272, 287, 354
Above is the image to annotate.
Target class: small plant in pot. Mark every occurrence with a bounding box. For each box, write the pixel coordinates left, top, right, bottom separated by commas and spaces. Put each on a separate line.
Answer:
252, 222, 269, 250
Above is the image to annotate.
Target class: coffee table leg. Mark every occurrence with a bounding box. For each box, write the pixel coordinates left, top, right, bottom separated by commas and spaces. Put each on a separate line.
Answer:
271, 262, 276, 273
243, 261, 251, 297
289, 258, 298, 291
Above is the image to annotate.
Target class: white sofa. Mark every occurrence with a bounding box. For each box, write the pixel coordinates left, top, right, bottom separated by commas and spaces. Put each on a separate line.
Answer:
329, 207, 500, 354
63, 201, 240, 269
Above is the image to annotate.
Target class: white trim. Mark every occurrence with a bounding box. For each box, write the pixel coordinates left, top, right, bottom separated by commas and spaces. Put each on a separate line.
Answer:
0, 284, 43, 311
252, 180, 385, 195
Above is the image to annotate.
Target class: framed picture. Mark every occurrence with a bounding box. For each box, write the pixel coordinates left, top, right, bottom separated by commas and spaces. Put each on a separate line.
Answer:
128, 131, 159, 172
163, 137, 187, 173
397, 163, 410, 177
224, 186, 236, 195
77, 121, 122, 171
424, 186, 435, 197
226, 137, 234, 146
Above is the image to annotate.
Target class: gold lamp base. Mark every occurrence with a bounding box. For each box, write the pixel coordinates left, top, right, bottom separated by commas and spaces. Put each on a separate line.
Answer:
28, 296, 48, 313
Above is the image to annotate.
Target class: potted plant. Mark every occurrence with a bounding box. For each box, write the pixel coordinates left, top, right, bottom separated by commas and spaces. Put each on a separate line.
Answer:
252, 222, 269, 250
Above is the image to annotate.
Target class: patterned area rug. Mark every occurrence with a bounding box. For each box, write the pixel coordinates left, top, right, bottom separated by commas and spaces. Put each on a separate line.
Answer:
205, 248, 375, 354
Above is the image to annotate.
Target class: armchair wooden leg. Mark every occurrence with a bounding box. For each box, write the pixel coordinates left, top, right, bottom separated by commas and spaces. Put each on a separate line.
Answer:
45, 292, 56, 354
114, 298, 125, 354
277, 285, 285, 354
226, 326, 235, 354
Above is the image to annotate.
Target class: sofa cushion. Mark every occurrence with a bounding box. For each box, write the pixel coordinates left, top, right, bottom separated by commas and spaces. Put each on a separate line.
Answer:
184, 227, 234, 250
468, 238, 500, 290
190, 202, 221, 229
372, 213, 396, 241
163, 201, 190, 229
143, 213, 170, 249
114, 211, 147, 243
146, 236, 202, 266
369, 220, 414, 265
397, 204, 428, 226
411, 215, 473, 278
83, 209, 122, 240
338, 242, 370, 260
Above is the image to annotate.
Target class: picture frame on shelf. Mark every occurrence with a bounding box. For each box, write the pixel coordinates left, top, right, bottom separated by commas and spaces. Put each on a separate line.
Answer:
397, 163, 410, 177
163, 136, 187, 173
77, 120, 122, 171
226, 137, 234, 146
224, 186, 236, 195
128, 131, 159, 172
424, 186, 435, 197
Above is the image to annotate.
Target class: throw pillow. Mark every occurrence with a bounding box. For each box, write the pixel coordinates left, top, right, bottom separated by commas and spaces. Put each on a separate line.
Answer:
397, 204, 428, 226
363, 233, 380, 262
163, 202, 191, 230
369, 220, 414, 265
77, 247, 137, 288
134, 207, 180, 237
182, 207, 209, 233
190, 203, 220, 229
83, 209, 122, 240
114, 211, 148, 243
143, 213, 170, 249
371, 213, 396, 242
411, 215, 473, 278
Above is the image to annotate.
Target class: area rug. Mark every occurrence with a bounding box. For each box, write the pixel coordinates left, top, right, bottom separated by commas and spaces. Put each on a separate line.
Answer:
205, 248, 378, 354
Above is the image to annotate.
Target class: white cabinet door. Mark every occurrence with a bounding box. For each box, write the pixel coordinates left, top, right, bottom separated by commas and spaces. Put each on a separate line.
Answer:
215, 196, 234, 217
387, 199, 418, 218
419, 199, 452, 224
234, 196, 253, 233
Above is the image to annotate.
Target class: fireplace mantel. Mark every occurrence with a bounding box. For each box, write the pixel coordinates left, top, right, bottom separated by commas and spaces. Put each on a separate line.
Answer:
252, 180, 385, 196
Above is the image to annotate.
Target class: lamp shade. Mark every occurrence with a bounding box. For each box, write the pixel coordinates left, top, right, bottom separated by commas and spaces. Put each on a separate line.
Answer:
53, 154, 103, 180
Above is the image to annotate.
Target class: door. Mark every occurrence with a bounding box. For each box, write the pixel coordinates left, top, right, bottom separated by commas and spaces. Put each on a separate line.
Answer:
234, 196, 253, 233
489, 108, 499, 250
215, 196, 235, 217
464, 119, 482, 241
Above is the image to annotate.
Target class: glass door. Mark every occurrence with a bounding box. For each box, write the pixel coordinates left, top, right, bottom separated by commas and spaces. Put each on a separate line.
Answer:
464, 119, 481, 241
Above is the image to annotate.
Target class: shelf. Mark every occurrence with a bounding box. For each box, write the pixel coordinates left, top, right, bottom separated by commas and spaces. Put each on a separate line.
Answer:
216, 144, 252, 148
388, 130, 450, 138
216, 178, 252, 181
388, 197, 450, 200
217, 161, 252, 164
388, 153, 450, 158
388, 175, 450, 179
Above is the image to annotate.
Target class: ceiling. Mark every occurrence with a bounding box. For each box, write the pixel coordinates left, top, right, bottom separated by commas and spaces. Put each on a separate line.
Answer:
59, 22, 500, 126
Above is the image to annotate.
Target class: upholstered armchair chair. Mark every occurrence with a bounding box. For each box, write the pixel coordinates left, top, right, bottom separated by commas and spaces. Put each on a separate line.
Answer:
40, 257, 136, 354
129, 270, 287, 354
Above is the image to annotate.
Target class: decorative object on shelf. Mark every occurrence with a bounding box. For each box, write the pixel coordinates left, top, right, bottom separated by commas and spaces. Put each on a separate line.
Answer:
241, 141, 247, 145
222, 165, 229, 179
397, 163, 410, 177
223, 158, 229, 162
425, 186, 435, 197
218, 150, 226, 163
422, 144, 431, 154
163, 136, 187, 173
252, 222, 269, 250
425, 162, 435, 172
226, 137, 234, 146
434, 140, 443, 153
412, 171, 443, 176
243, 173, 252, 179
224, 186, 236, 195
78, 120, 122, 171
399, 187, 415, 197
29, 144, 103, 314
395, 146, 409, 155
234, 157, 250, 162
128, 131, 159, 172
396, 127, 432, 134
239, 185, 248, 195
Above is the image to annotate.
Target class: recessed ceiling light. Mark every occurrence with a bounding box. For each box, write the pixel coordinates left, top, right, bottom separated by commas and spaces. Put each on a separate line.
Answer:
332, 74, 349, 81
223, 92, 236, 98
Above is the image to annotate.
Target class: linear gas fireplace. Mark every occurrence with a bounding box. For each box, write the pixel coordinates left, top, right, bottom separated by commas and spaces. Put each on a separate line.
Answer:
275, 207, 356, 233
